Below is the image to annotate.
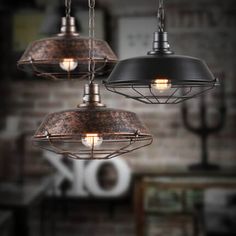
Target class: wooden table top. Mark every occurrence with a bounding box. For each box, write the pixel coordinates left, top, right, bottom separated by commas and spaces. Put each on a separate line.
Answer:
133, 167, 236, 178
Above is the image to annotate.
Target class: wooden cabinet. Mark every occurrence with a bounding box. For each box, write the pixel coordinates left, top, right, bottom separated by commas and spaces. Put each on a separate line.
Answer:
133, 170, 236, 236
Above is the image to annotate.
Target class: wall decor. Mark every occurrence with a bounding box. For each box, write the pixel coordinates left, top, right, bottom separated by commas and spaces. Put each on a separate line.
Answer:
117, 16, 156, 59
182, 74, 226, 171
44, 152, 132, 197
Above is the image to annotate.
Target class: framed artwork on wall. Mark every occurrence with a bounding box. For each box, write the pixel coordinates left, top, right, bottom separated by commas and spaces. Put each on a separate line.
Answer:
116, 16, 156, 59
147, 215, 194, 236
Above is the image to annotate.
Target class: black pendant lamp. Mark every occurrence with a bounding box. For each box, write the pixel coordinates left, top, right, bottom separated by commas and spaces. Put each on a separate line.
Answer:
32, 0, 153, 160
17, 0, 117, 79
104, 0, 218, 104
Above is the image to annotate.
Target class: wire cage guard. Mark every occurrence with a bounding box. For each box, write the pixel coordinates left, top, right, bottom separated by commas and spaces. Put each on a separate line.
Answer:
17, 37, 117, 80
33, 132, 153, 160
104, 53, 219, 104
105, 83, 217, 104
32, 83, 153, 160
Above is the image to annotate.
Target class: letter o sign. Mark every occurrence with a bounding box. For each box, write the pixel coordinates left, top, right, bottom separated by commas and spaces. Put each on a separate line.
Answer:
84, 158, 131, 197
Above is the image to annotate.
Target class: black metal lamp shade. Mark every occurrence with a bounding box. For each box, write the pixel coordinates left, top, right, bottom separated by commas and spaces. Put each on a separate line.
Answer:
104, 54, 218, 104
17, 17, 117, 80
33, 84, 153, 160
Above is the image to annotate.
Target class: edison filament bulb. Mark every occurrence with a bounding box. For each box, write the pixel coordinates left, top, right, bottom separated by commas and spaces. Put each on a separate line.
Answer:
82, 134, 103, 148
59, 58, 78, 71
151, 78, 171, 92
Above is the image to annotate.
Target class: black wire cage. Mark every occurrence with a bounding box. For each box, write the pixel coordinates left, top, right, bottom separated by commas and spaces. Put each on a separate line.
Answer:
104, 0, 219, 104
104, 54, 218, 104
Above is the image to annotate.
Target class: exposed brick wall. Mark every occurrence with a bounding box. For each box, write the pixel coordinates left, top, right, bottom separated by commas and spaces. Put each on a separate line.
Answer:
0, 0, 235, 178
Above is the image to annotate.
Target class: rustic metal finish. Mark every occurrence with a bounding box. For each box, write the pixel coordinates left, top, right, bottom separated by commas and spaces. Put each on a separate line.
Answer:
19, 37, 117, 62
18, 36, 117, 79
33, 107, 153, 159
79, 83, 105, 107
58, 17, 79, 36
33, 83, 153, 160
34, 107, 151, 140
17, 16, 117, 79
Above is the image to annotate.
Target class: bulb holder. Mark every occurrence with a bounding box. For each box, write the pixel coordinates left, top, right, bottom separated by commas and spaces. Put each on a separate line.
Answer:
148, 31, 173, 55
79, 83, 105, 107
58, 16, 79, 36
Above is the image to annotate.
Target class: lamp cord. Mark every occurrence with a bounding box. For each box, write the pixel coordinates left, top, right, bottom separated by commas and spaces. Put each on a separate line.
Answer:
65, 0, 71, 18
88, 0, 96, 83
157, 0, 165, 32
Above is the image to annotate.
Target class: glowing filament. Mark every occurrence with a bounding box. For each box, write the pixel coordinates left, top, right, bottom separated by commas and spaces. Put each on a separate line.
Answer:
82, 134, 103, 148
59, 58, 78, 71
151, 78, 171, 92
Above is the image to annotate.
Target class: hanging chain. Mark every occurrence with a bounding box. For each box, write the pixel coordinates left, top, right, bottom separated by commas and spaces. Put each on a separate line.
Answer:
65, 0, 72, 17
157, 0, 165, 32
88, 0, 96, 83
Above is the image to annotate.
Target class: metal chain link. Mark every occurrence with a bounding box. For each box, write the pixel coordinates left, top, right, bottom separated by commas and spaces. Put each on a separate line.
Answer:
157, 0, 165, 32
65, 0, 71, 17
88, 0, 96, 83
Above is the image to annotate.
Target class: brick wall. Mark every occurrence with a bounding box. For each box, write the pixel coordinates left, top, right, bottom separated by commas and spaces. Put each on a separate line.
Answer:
0, 0, 235, 178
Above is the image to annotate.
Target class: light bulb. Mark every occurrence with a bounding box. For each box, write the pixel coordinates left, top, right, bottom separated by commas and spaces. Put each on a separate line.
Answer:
82, 134, 103, 148
151, 78, 171, 92
59, 58, 78, 71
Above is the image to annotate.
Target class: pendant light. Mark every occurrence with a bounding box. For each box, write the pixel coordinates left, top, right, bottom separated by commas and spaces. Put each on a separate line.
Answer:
33, 83, 153, 160
104, 0, 219, 104
17, 0, 117, 80
32, 0, 153, 160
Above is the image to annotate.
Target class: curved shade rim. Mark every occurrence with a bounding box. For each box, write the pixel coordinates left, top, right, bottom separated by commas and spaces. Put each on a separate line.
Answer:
104, 78, 218, 86
118, 54, 203, 62
105, 53, 216, 85
33, 133, 152, 140
34, 108, 152, 138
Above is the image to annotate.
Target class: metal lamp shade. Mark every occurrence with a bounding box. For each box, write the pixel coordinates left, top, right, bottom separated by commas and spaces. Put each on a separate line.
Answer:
18, 36, 117, 80
33, 107, 153, 160
104, 54, 218, 104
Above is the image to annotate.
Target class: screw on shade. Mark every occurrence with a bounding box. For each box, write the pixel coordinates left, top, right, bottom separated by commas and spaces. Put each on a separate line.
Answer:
104, 0, 218, 104
33, 83, 153, 160
17, 0, 117, 80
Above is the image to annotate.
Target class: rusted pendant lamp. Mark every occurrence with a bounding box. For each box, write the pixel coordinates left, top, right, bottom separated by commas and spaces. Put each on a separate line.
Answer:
32, 0, 153, 160
104, 0, 218, 104
33, 83, 153, 160
17, 0, 117, 80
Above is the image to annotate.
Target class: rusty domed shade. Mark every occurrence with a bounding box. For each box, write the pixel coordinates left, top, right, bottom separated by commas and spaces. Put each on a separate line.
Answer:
17, 17, 117, 79
33, 83, 153, 160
